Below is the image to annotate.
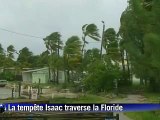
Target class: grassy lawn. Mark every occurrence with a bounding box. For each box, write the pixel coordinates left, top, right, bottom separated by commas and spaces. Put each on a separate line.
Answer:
49, 94, 107, 103
143, 92, 160, 103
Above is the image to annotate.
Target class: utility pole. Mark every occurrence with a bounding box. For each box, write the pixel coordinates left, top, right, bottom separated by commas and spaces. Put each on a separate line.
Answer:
100, 21, 105, 59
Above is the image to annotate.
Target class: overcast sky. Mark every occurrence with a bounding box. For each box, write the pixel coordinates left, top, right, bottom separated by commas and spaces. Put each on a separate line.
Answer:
0, 0, 128, 55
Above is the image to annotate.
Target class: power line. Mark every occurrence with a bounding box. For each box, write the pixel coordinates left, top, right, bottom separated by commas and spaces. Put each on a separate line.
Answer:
0, 27, 102, 43
0, 27, 43, 39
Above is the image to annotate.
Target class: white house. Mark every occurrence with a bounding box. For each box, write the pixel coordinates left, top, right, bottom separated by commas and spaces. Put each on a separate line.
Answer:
22, 67, 65, 84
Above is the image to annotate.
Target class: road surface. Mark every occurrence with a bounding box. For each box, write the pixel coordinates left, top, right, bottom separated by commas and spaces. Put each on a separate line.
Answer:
0, 87, 12, 99
110, 94, 146, 120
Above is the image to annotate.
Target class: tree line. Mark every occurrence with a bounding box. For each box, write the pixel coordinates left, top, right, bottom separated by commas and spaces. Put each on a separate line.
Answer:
0, 23, 128, 93
119, 0, 160, 92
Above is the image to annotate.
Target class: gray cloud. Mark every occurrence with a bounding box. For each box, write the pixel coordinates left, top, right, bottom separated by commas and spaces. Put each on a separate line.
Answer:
0, 0, 128, 55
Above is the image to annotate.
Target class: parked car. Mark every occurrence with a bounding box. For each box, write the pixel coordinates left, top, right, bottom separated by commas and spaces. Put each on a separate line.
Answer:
0, 80, 7, 87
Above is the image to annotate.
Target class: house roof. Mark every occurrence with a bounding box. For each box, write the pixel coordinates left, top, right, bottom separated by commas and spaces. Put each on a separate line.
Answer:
22, 67, 49, 73
0, 67, 32, 70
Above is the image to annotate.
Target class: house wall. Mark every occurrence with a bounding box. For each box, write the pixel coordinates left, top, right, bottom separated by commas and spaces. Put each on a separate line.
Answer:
22, 72, 32, 83
32, 69, 49, 84
32, 73, 48, 83
58, 71, 65, 83
22, 68, 65, 84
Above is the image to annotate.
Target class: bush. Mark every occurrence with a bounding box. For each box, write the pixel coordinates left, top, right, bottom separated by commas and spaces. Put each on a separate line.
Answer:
0, 72, 15, 81
83, 60, 121, 93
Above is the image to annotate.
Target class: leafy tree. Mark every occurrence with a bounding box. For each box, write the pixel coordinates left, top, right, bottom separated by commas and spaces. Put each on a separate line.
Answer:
0, 44, 5, 67
4, 45, 16, 67
17, 47, 33, 68
84, 58, 121, 93
119, 0, 160, 91
29, 55, 41, 68
37, 50, 50, 67
7, 45, 16, 59
83, 48, 100, 70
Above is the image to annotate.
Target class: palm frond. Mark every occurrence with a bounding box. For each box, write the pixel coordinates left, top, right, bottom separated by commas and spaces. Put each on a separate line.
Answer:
85, 24, 100, 37
88, 34, 100, 41
82, 24, 88, 31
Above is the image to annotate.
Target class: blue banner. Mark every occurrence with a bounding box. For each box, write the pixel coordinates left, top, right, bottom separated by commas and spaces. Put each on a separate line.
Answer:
0, 103, 160, 113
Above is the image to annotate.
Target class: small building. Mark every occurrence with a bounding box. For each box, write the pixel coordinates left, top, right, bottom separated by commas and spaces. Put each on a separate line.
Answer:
22, 67, 65, 84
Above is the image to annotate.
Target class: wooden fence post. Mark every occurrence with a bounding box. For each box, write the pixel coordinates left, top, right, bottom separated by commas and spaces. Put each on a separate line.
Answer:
18, 81, 21, 97
11, 88, 14, 98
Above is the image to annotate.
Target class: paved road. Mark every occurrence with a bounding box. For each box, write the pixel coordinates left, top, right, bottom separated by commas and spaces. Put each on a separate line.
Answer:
110, 95, 146, 120
0, 87, 12, 99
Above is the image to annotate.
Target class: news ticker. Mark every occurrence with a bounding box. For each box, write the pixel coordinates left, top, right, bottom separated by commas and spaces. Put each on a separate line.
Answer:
0, 103, 160, 113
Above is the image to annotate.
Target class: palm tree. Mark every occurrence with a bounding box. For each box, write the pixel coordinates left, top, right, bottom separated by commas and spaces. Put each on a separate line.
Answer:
7, 45, 16, 59
82, 24, 100, 55
64, 36, 82, 82
103, 28, 120, 62
0, 44, 5, 67
43, 32, 63, 84
81, 24, 100, 76
4, 45, 16, 67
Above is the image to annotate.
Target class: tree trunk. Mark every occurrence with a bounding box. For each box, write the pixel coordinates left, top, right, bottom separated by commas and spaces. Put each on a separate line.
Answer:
67, 69, 70, 83
144, 79, 147, 86
48, 65, 51, 82
140, 77, 144, 85
126, 52, 131, 81
56, 41, 60, 84
81, 36, 86, 79
66, 54, 70, 83
81, 36, 86, 56
56, 70, 59, 84
63, 56, 67, 83
149, 78, 156, 92
53, 69, 56, 83
120, 49, 126, 80
50, 50, 55, 84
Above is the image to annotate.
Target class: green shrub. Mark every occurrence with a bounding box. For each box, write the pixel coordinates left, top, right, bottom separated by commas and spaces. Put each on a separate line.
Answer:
0, 72, 15, 81
83, 60, 121, 93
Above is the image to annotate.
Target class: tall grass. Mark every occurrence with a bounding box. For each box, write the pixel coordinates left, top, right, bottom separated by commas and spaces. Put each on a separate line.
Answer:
125, 111, 160, 120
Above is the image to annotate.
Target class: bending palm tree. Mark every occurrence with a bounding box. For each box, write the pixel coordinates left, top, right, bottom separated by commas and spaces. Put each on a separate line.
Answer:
81, 24, 100, 77
64, 36, 82, 82
43, 32, 63, 84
